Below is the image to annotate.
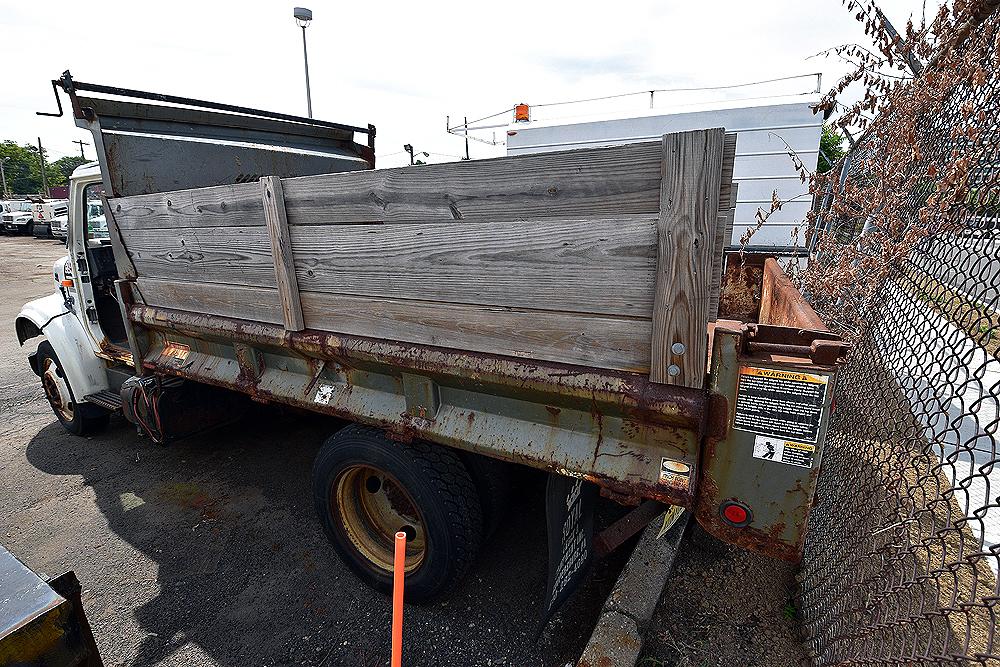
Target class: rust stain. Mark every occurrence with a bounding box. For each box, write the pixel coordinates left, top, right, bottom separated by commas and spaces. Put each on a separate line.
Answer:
129, 303, 708, 433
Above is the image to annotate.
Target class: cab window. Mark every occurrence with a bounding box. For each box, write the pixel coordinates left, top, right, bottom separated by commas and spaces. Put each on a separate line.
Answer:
83, 183, 109, 241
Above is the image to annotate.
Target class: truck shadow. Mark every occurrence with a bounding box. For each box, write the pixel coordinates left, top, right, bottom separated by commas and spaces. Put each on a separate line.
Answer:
24, 408, 619, 666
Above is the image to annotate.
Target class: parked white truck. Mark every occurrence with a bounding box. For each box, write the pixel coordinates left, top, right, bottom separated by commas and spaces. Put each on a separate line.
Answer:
31, 199, 69, 238
1, 200, 36, 234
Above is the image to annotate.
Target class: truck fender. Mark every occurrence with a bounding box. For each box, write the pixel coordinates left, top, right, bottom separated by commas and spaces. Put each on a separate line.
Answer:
15, 293, 109, 400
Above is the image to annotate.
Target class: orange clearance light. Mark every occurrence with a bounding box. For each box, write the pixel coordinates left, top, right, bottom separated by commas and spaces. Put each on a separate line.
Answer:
60, 279, 73, 287
720, 501, 752, 527
514, 103, 530, 122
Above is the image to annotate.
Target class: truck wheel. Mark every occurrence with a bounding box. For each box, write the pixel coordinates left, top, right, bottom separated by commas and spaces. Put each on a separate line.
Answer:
36, 341, 109, 436
458, 452, 512, 538
312, 425, 483, 601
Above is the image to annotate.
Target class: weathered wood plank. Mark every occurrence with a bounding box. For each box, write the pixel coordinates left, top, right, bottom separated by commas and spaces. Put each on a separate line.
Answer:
708, 136, 738, 323
101, 194, 138, 280
260, 176, 305, 331
279, 142, 663, 225
127, 226, 276, 285
133, 276, 651, 371
650, 129, 725, 386
110, 141, 661, 229
299, 292, 651, 372
291, 217, 657, 316
124, 216, 659, 316
135, 277, 284, 325
110, 181, 262, 231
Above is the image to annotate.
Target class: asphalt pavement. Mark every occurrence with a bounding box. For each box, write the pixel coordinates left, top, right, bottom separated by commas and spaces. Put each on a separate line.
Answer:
0, 235, 627, 666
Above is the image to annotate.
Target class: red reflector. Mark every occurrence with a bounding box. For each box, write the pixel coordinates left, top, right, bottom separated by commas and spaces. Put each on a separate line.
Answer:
721, 502, 751, 526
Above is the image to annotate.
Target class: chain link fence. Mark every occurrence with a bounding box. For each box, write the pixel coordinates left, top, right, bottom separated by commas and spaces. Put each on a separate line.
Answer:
797, 3, 1000, 665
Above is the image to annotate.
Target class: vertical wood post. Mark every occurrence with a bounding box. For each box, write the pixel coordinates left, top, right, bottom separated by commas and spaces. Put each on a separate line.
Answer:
650, 129, 726, 386
260, 176, 305, 331
709, 135, 738, 322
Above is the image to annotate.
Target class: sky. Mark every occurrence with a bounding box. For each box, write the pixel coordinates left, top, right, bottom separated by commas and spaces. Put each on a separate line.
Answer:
0, 0, 928, 169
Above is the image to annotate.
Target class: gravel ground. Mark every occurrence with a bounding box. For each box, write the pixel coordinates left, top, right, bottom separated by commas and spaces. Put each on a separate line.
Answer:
0, 235, 627, 667
638, 530, 809, 667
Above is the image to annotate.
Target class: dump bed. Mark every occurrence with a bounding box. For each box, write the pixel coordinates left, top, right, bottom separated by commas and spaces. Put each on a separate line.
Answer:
96, 125, 850, 560
110, 131, 736, 378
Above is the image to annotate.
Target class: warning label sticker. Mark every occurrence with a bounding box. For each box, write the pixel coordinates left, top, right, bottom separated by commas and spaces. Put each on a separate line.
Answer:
658, 458, 691, 490
733, 366, 829, 443
752, 434, 816, 468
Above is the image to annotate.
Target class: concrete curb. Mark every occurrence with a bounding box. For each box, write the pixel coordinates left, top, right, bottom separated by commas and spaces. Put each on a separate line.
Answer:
576, 510, 691, 667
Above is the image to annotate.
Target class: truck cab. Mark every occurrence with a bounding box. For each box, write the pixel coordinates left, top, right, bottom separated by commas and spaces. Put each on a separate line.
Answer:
2, 200, 35, 234
14, 161, 129, 433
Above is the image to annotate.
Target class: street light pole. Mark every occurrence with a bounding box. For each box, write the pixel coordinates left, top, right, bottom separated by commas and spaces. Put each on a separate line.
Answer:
294, 7, 314, 118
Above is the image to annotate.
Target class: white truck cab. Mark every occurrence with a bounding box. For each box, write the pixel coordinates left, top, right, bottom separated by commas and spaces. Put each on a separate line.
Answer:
15, 161, 126, 433
2, 200, 36, 234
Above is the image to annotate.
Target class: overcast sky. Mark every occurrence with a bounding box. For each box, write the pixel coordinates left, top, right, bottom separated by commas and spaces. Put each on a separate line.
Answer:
1, 0, 926, 168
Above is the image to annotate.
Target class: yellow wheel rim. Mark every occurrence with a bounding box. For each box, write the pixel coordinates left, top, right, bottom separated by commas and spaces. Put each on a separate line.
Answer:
334, 464, 426, 574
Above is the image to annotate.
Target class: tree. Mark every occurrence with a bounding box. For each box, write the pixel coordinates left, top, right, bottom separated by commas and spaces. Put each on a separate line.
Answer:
817, 125, 847, 174
0, 140, 67, 196
52, 155, 90, 181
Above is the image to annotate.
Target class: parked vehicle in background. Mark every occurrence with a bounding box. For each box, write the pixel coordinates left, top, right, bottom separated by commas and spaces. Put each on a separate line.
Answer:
31, 199, 70, 238
1, 200, 36, 234
0, 200, 34, 214
83, 198, 108, 240
50, 213, 69, 241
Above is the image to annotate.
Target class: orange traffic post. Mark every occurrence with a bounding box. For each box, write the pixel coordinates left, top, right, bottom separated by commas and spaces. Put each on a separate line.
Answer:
391, 530, 406, 667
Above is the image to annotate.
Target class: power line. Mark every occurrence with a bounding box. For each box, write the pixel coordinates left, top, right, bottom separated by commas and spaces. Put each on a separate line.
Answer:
451, 72, 823, 134
532, 72, 822, 109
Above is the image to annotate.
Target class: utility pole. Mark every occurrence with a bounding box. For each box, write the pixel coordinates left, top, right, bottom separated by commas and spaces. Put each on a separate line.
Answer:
37, 137, 49, 197
463, 116, 470, 160
72, 139, 89, 158
0, 158, 9, 198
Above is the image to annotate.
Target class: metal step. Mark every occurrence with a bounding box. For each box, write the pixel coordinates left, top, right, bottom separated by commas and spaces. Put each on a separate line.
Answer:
84, 390, 123, 412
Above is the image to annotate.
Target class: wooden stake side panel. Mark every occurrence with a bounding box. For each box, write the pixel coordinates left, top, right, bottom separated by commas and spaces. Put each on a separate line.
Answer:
112, 137, 729, 375
650, 129, 728, 387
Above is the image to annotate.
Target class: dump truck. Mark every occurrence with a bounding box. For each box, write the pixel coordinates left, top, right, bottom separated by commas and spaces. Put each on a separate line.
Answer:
17, 72, 848, 603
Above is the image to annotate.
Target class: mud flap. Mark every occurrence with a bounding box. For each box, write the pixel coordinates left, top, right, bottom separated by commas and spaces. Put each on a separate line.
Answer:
541, 473, 599, 625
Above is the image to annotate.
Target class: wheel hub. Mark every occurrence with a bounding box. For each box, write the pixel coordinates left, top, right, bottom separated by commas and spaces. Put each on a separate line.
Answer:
334, 465, 426, 574
41, 358, 74, 422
